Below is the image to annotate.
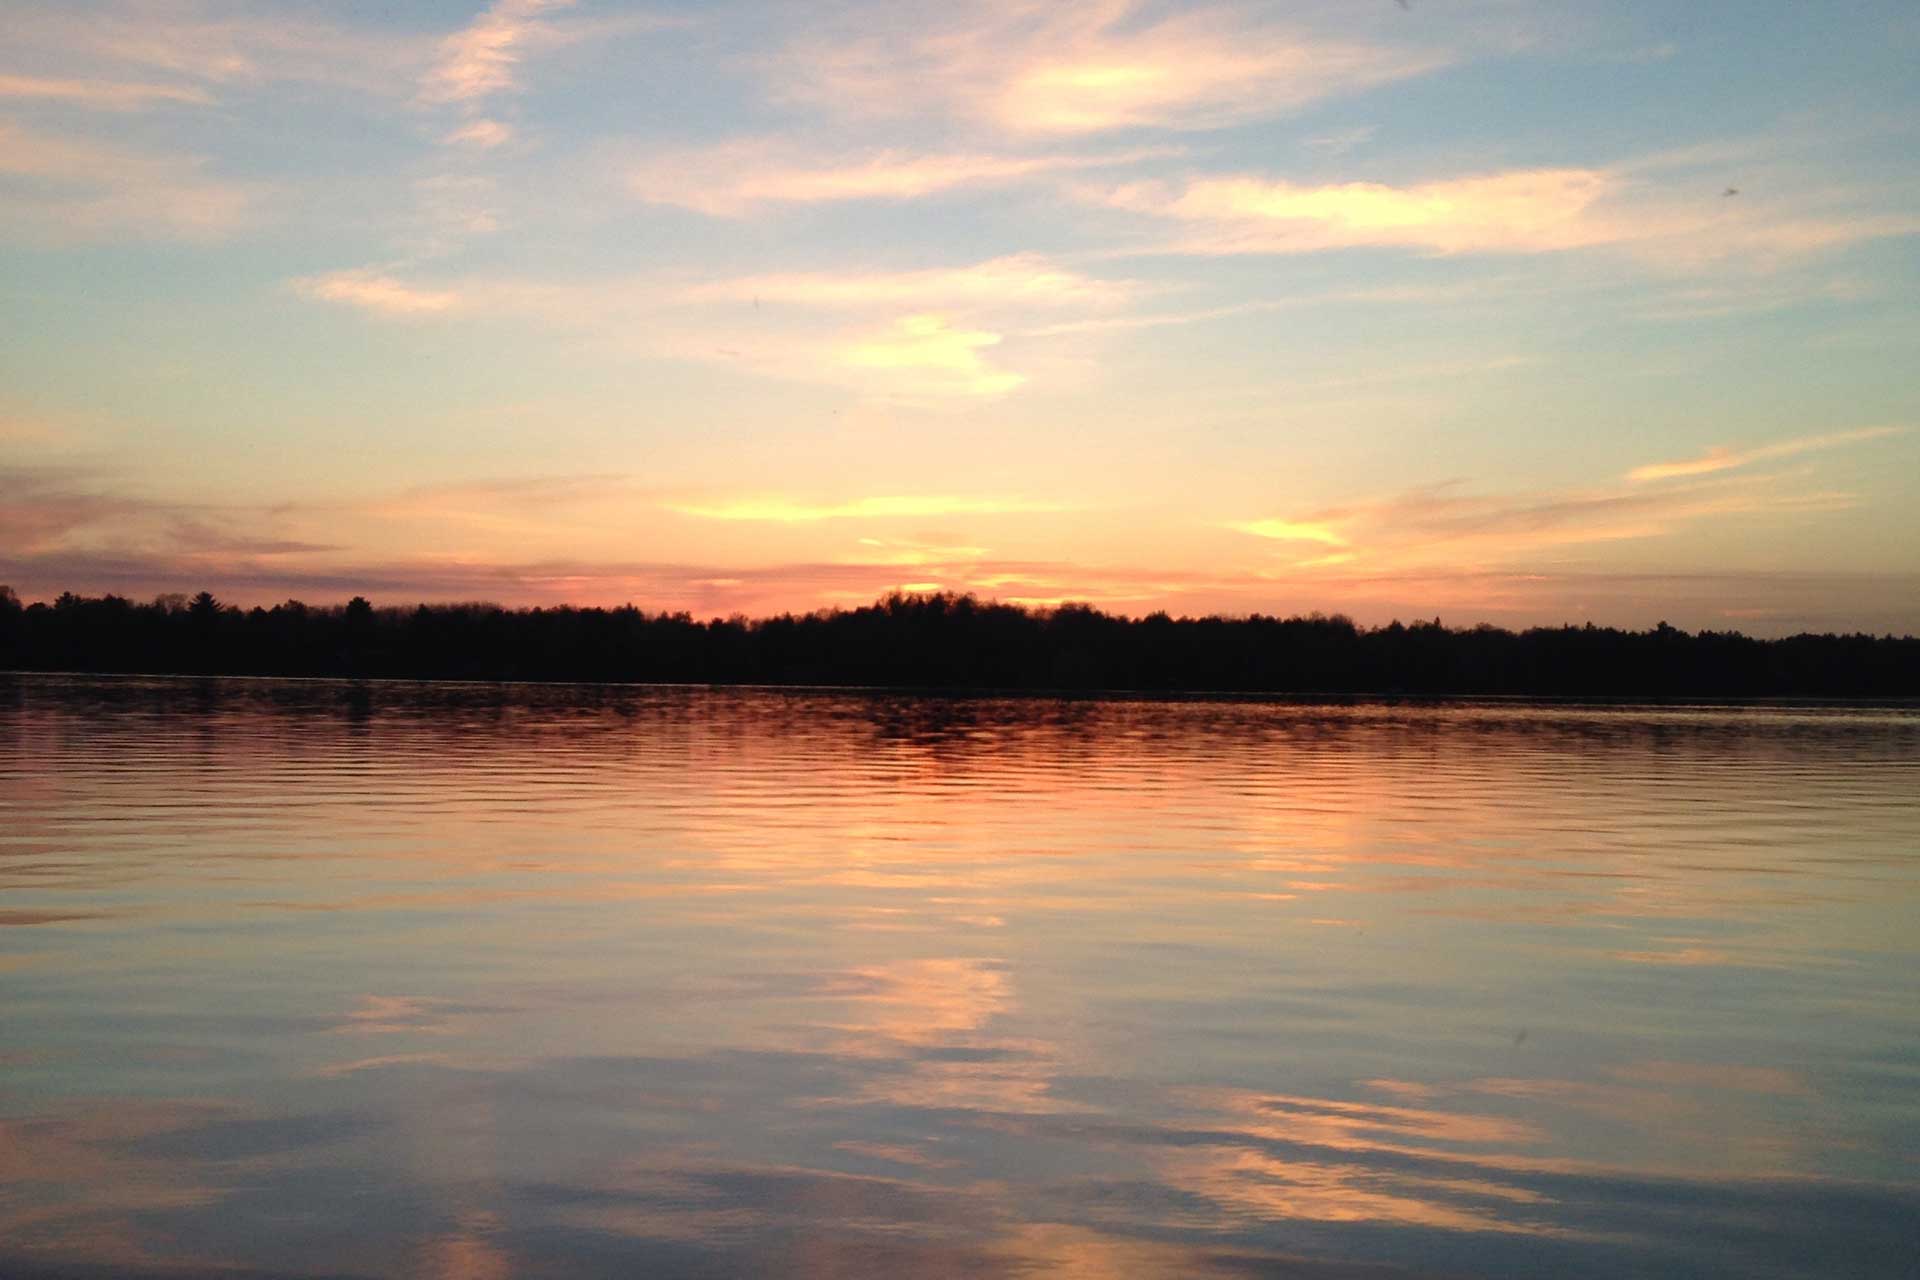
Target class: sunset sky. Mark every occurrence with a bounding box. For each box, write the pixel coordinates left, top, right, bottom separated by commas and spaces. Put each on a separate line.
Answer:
4, 0, 1917, 632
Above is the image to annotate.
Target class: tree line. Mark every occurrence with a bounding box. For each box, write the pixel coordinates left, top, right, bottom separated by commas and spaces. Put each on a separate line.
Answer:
2, 586, 1915, 697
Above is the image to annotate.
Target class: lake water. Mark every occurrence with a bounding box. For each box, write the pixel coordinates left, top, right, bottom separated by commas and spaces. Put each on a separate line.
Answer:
2, 675, 1917, 1279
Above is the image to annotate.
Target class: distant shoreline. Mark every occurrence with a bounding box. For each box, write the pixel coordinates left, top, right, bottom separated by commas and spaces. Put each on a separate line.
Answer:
6, 589, 1916, 698
8, 669, 1920, 712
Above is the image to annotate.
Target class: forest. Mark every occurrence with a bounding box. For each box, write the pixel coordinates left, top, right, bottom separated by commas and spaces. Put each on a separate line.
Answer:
3, 587, 1916, 697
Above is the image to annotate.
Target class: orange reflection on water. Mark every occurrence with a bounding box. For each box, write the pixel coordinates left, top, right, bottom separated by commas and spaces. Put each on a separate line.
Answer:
1156, 1146, 1551, 1235
4, 682, 1917, 1278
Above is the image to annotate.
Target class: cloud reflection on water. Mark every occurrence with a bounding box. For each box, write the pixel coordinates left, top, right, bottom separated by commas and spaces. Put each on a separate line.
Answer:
0, 679, 1916, 1277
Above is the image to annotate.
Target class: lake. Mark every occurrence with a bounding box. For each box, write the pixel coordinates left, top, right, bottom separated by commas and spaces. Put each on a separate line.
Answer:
2, 675, 1916, 1279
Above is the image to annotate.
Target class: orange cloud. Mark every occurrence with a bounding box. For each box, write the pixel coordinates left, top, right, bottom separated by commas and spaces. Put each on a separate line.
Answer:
1627, 426, 1905, 483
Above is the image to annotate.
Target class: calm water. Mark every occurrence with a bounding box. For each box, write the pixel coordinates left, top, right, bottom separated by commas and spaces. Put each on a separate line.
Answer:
2, 676, 1917, 1279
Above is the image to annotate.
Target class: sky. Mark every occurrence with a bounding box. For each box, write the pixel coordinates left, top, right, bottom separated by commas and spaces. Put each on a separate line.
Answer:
3, 0, 1918, 633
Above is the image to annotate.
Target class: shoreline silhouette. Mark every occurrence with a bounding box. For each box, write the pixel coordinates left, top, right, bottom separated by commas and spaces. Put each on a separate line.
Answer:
3, 587, 1915, 697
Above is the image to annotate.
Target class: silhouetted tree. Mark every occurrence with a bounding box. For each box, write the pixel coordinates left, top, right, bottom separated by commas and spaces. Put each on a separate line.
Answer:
0, 588, 1913, 696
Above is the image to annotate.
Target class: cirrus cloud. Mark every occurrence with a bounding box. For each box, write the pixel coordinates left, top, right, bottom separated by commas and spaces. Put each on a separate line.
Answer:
419, 0, 577, 106
629, 141, 1174, 216
772, 1, 1449, 135
667, 494, 1064, 523
1230, 427, 1904, 576
0, 73, 212, 109
1106, 162, 1920, 266
1626, 426, 1907, 483
687, 254, 1135, 310
0, 119, 257, 242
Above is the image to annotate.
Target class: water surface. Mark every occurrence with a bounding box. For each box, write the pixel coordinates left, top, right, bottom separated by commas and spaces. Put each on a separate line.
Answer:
2, 676, 1917, 1278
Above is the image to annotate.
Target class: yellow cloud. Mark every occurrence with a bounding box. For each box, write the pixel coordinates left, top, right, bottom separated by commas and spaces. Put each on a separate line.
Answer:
1112, 160, 1918, 265
841, 314, 1026, 396
775, 5, 1445, 135
999, 33, 1436, 134
1118, 169, 1617, 255
1627, 426, 1905, 483
844, 536, 990, 566
1230, 519, 1349, 546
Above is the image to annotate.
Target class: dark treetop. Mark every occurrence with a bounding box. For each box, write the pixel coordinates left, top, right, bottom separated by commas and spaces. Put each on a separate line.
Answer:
3, 587, 1916, 697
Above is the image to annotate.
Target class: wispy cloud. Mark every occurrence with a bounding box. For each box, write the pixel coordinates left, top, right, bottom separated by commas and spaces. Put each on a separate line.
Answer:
839, 314, 1025, 396
1110, 160, 1920, 265
1303, 125, 1377, 157
1626, 426, 1906, 483
845, 534, 990, 567
1230, 520, 1348, 547
0, 467, 143, 554
1232, 461, 1875, 574
16, 534, 1913, 635
291, 253, 1130, 319
293, 270, 461, 316
773, 2, 1447, 134
2, 4, 428, 96
0, 73, 212, 109
444, 118, 513, 149
0, 120, 256, 242
1110, 168, 1620, 255
1013, 281, 1504, 338
667, 495, 1062, 523
629, 141, 1169, 216
6, 464, 1915, 633
688, 254, 1134, 310
994, 20, 1437, 135
0, 465, 333, 562
289, 255, 1129, 397
419, 0, 577, 106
